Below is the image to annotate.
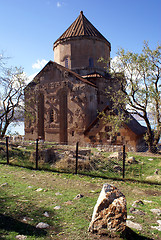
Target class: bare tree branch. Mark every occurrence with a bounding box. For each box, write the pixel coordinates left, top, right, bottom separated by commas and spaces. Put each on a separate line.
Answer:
0, 54, 27, 138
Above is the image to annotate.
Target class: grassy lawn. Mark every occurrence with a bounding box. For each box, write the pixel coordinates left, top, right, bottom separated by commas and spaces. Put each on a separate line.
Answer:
0, 142, 161, 184
0, 163, 161, 240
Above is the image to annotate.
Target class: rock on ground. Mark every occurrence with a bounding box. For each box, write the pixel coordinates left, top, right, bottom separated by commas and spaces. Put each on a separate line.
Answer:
126, 156, 138, 164
43, 211, 49, 217
74, 194, 84, 199
127, 215, 134, 220
150, 209, 161, 216
113, 165, 122, 172
151, 220, 161, 231
108, 152, 123, 160
15, 235, 27, 240
89, 183, 127, 235
129, 207, 145, 215
132, 200, 144, 207
54, 205, 61, 210
36, 222, 50, 229
126, 220, 142, 231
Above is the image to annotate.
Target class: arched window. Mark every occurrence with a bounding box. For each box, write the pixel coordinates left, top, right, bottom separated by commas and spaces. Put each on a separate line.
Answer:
89, 57, 94, 68
50, 109, 54, 123
65, 57, 68, 68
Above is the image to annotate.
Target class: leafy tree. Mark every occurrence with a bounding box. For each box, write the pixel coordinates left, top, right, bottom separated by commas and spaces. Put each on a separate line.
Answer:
0, 53, 27, 139
104, 41, 161, 152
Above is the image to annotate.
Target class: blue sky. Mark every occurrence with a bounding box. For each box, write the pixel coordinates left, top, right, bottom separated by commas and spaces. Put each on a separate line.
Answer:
0, 0, 161, 81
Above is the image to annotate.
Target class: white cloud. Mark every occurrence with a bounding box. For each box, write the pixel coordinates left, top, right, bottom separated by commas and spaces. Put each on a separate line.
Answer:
25, 59, 48, 84
57, 1, 61, 7
32, 59, 48, 70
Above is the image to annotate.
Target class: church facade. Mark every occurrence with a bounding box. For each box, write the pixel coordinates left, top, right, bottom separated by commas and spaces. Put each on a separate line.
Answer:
25, 11, 146, 150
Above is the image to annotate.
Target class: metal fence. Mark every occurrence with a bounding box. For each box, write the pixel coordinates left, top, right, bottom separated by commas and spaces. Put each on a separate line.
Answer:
0, 138, 161, 184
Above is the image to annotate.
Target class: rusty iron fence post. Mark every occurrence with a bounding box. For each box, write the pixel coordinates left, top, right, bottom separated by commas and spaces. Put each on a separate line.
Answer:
75, 142, 79, 174
123, 145, 125, 178
36, 139, 39, 170
6, 136, 9, 164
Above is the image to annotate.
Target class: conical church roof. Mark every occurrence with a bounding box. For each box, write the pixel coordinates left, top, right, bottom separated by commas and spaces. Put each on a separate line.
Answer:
54, 11, 110, 47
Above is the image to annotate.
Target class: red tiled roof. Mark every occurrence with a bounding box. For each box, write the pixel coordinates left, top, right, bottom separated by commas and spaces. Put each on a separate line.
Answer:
54, 11, 111, 48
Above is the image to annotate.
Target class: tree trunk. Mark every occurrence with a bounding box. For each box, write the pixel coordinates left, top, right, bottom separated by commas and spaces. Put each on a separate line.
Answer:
144, 114, 158, 153
147, 143, 158, 153
0, 121, 10, 139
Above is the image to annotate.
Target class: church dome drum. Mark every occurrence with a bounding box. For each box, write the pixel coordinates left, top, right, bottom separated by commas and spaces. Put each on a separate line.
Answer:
53, 11, 111, 75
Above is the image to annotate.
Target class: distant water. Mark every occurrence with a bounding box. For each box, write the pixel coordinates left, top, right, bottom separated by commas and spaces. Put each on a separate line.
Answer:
5, 120, 159, 141
4, 120, 151, 136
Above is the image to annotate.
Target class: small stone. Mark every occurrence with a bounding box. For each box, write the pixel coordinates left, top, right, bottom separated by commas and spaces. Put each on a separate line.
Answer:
148, 158, 153, 161
108, 152, 122, 160
132, 200, 144, 207
129, 207, 136, 213
154, 169, 159, 175
150, 209, 161, 216
43, 211, 49, 217
127, 215, 135, 219
134, 210, 145, 215
151, 220, 161, 231
54, 205, 61, 210
143, 200, 152, 203
126, 220, 142, 231
36, 188, 43, 192
90, 190, 95, 193
22, 216, 33, 222
55, 192, 62, 196
127, 156, 138, 164
135, 200, 144, 205
74, 194, 84, 200
15, 235, 27, 240
36, 222, 50, 229
64, 201, 73, 205
129, 207, 145, 215
113, 165, 122, 172
0, 183, 8, 187
22, 217, 27, 222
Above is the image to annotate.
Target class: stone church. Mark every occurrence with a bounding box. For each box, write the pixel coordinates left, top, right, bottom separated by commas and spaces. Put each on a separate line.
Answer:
25, 11, 146, 150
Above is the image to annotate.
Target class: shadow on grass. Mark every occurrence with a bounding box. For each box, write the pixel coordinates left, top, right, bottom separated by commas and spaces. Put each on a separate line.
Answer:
93, 227, 154, 240
0, 214, 47, 237
122, 226, 154, 240
0, 184, 62, 239
0, 161, 161, 186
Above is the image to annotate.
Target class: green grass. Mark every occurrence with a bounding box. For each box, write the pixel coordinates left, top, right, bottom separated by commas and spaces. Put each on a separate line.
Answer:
0, 142, 161, 239
0, 142, 161, 184
0, 164, 161, 240
125, 153, 161, 182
